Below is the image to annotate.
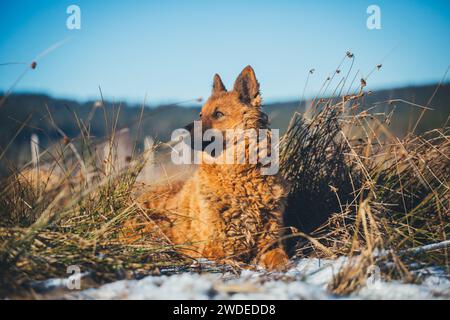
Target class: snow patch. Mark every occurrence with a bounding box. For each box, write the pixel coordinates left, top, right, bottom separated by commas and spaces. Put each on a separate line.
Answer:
58, 258, 449, 300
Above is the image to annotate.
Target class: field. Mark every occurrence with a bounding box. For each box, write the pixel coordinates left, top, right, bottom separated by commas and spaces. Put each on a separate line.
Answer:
0, 54, 449, 300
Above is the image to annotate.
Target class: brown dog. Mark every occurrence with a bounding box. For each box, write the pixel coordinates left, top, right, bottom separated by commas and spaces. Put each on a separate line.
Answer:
131, 66, 289, 270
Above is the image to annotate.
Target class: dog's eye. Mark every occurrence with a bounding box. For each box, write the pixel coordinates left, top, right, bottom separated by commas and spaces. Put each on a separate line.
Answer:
213, 111, 224, 119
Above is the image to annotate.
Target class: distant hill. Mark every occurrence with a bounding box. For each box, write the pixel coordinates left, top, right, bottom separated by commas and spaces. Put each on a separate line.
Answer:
0, 83, 449, 177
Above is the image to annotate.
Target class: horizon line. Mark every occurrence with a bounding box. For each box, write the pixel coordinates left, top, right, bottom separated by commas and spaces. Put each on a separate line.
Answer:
1, 79, 449, 108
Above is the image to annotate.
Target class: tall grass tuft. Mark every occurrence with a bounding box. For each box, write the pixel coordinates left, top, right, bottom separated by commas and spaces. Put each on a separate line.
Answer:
0, 102, 188, 297
280, 86, 449, 294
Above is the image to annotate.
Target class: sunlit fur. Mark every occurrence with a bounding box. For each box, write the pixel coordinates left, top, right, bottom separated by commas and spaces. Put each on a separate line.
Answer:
130, 66, 289, 270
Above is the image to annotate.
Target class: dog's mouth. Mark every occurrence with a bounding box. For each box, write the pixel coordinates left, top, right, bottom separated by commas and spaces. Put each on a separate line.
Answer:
183, 122, 220, 155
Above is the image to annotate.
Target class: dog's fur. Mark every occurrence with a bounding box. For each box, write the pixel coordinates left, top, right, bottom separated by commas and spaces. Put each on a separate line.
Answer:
128, 66, 289, 270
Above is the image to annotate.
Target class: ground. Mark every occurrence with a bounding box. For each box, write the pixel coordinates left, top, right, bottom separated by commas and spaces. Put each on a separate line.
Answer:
35, 258, 450, 300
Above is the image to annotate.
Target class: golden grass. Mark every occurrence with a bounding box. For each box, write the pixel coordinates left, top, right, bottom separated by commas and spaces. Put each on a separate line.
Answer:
280, 86, 449, 294
0, 57, 448, 297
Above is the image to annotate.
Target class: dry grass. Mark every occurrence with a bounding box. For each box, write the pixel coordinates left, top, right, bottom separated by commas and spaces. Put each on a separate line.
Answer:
280, 81, 449, 294
0, 56, 448, 298
0, 104, 189, 298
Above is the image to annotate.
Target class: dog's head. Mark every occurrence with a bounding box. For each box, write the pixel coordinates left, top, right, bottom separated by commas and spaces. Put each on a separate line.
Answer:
185, 66, 268, 142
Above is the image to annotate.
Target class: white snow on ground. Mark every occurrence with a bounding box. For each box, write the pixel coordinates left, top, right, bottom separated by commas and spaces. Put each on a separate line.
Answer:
56, 258, 450, 300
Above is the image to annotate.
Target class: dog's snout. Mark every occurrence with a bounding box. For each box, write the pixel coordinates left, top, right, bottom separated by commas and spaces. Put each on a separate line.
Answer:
184, 122, 194, 132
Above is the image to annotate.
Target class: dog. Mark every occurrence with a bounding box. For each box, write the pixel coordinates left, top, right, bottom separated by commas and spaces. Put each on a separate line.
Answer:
129, 66, 289, 270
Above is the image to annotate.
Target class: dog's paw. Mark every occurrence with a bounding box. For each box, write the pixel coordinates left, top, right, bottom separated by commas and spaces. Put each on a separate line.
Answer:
258, 248, 289, 271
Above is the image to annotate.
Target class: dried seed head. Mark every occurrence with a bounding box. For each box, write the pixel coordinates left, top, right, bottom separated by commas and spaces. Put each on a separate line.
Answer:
336, 69, 341, 74
360, 78, 367, 87
63, 136, 70, 145
346, 51, 354, 58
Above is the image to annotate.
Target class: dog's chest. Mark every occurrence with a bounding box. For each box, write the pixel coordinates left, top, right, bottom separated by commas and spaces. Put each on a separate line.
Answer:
198, 174, 281, 256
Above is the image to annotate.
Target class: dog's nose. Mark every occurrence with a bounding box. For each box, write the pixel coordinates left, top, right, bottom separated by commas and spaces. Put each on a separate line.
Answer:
184, 122, 194, 132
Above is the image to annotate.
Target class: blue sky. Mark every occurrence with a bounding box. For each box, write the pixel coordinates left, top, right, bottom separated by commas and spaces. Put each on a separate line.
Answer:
0, 0, 449, 104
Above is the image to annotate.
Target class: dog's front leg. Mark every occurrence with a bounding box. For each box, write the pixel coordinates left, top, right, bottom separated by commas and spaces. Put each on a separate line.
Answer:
255, 234, 289, 271
257, 247, 289, 271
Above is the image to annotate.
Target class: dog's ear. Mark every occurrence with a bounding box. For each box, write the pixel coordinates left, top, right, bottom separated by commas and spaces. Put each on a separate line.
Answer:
233, 65, 260, 106
212, 74, 227, 94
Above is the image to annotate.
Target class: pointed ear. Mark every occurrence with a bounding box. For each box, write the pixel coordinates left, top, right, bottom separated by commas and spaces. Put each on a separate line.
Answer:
233, 65, 260, 105
212, 74, 227, 94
